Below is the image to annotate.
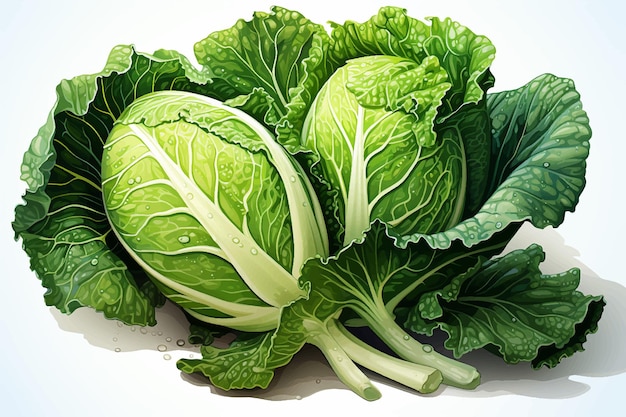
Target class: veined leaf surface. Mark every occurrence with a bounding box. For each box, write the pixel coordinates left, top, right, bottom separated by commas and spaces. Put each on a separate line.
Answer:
13, 46, 215, 325
102, 91, 328, 331
302, 55, 466, 247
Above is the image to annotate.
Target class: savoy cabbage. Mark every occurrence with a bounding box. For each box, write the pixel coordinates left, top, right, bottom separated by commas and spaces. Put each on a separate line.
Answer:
13, 6, 604, 400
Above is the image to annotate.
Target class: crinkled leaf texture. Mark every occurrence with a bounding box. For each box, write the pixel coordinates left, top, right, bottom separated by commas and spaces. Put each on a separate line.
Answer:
313, 6, 497, 228
193, 6, 332, 152
101, 91, 328, 332
301, 54, 467, 246
12, 46, 222, 325
399, 73, 591, 251
405, 244, 605, 368
178, 298, 307, 391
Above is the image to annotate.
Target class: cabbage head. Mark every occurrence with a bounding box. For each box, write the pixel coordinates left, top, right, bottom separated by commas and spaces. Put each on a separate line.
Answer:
102, 91, 328, 332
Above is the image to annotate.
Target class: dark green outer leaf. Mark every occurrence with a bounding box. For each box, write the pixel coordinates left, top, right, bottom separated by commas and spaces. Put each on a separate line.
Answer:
178, 332, 277, 390
296, 222, 514, 313
405, 245, 604, 367
13, 46, 218, 325
436, 99, 493, 216
193, 6, 332, 152
398, 74, 591, 250
532, 295, 604, 369
177, 291, 310, 391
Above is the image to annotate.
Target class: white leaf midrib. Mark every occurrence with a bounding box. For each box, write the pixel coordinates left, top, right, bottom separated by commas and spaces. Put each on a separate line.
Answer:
127, 123, 303, 308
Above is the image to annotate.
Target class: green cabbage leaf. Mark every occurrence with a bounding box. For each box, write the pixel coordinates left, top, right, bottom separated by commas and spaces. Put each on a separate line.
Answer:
13, 47, 217, 325
404, 244, 605, 368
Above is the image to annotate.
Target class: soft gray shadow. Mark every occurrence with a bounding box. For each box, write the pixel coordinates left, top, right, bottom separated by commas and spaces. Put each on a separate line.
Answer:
180, 344, 350, 400
52, 300, 200, 355
51, 224, 626, 400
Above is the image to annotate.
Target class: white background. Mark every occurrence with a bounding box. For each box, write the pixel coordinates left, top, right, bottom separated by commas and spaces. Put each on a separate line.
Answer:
1, 0, 624, 416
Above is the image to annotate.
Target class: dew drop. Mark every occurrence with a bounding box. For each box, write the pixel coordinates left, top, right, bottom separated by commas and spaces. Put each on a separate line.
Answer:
135, 176, 142, 183
176, 339, 186, 347
114, 347, 121, 353
207, 213, 214, 219
315, 379, 321, 384
422, 344, 433, 353
543, 162, 550, 168
127, 178, 135, 185
232, 237, 240, 244
403, 335, 410, 341
112, 337, 118, 342
157, 344, 167, 352
289, 176, 296, 182
495, 221, 502, 229
90, 258, 99, 266
163, 354, 172, 361
178, 235, 191, 244
145, 205, 150, 210
140, 327, 148, 335
512, 317, 517, 322
186, 193, 194, 200
250, 248, 258, 255
295, 395, 302, 400
165, 337, 172, 342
